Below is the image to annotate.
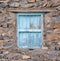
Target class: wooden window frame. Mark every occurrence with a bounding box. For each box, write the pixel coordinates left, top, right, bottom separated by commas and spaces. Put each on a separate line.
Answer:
16, 12, 44, 49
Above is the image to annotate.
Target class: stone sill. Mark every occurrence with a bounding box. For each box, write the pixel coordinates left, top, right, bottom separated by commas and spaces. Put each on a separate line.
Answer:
7, 8, 57, 13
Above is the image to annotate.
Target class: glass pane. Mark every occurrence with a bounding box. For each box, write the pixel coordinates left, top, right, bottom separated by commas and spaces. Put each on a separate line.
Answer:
18, 32, 42, 48
28, 33, 42, 48
30, 16, 41, 29
19, 15, 41, 30
18, 32, 29, 48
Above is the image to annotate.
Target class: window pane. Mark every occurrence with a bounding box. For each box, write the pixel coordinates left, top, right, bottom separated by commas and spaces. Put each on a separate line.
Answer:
18, 32, 42, 48
19, 15, 41, 29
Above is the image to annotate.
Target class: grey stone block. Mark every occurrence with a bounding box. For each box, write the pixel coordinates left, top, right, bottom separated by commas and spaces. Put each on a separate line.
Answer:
0, 36, 3, 40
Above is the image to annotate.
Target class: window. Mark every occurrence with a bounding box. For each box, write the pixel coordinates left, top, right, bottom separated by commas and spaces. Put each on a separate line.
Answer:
17, 13, 43, 48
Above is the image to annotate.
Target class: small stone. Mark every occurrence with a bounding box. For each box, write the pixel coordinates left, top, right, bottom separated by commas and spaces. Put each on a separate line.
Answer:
58, 42, 60, 45
0, 40, 3, 44
56, 6, 60, 10
43, 3, 47, 7
3, 51, 9, 55
2, 23, 8, 28
22, 55, 31, 60
3, 41, 13, 47
0, 2, 8, 8
0, 36, 3, 40
21, 4, 34, 8
54, 23, 60, 28
9, 2, 19, 8
0, 50, 3, 54
13, 0, 19, 2
27, 0, 36, 3
54, 29, 60, 33
19, 0, 28, 5
0, 59, 5, 61
53, 58, 56, 61
42, 47, 48, 49
46, 1, 53, 7
55, 46, 60, 51
47, 35, 60, 41
47, 24, 51, 28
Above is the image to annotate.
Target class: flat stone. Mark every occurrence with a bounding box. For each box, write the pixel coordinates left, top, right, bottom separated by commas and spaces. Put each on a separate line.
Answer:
3, 41, 13, 47
52, 58, 56, 61
0, 36, 3, 40
47, 35, 60, 41
56, 6, 60, 10
55, 46, 60, 51
42, 47, 48, 49
21, 4, 34, 8
13, 0, 19, 2
54, 23, 60, 28
2, 23, 8, 28
0, 40, 3, 44
46, 1, 53, 7
27, 0, 36, 3
54, 29, 60, 33
4, 53, 21, 60
0, 2, 8, 8
20, 0, 28, 5
22, 55, 31, 60
0, 59, 5, 61
58, 42, 60, 45
0, 0, 9, 3
0, 50, 3, 54
9, 2, 19, 8
3, 51, 9, 55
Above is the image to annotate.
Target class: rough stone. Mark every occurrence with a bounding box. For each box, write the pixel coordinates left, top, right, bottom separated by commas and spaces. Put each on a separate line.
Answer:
0, 36, 3, 40
3, 41, 13, 47
54, 29, 60, 33
22, 55, 31, 60
0, 2, 8, 8
21, 4, 34, 8
9, 2, 19, 8
13, 0, 19, 2
47, 35, 60, 41
47, 2, 53, 7
27, 0, 36, 3
19, 0, 28, 5
54, 23, 60, 28
56, 6, 60, 10
0, 40, 3, 45
3, 53, 21, 60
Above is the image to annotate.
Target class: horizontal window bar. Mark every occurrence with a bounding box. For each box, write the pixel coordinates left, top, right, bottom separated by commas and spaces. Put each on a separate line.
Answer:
18, 29, 42, 33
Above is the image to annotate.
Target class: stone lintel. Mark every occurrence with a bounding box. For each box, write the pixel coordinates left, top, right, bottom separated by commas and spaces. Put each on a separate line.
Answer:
7, 8, 57, 13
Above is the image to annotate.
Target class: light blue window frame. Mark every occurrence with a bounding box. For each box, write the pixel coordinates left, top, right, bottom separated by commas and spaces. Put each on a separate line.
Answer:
17, 12, 43, 48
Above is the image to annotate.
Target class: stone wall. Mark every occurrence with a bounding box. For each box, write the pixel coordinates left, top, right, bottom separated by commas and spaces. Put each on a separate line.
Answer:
0, 0, 60, 61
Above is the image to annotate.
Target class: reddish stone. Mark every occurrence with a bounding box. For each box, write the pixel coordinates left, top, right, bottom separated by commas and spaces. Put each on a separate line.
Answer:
54, 29, 60, 33
46, 1, 53, 7
47, 35, 60, 41
54, 23, 60, 28
0, 40, 3, 44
